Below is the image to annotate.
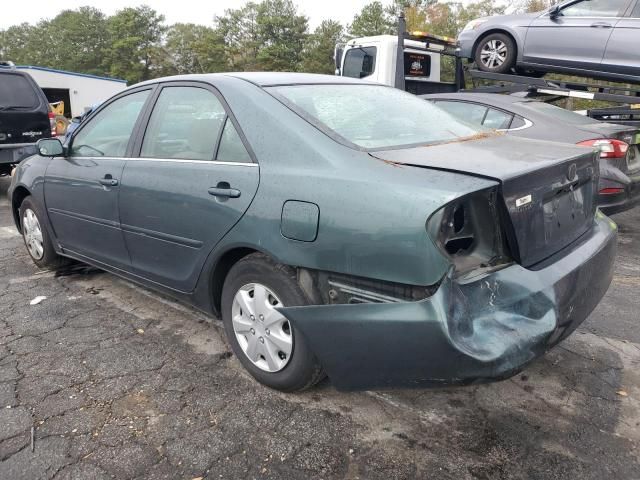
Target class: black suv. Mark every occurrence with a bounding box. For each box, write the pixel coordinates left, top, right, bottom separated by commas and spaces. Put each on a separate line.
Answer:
0, 61, 53, 176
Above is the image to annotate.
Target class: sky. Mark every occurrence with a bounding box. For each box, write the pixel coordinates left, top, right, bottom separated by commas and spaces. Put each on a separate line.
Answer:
0, 0, 388, 30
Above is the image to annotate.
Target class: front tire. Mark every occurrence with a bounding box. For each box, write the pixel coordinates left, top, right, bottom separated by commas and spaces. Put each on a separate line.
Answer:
474, 33, 516, 74
221, 253, 325, 392
19, 196, 69, 269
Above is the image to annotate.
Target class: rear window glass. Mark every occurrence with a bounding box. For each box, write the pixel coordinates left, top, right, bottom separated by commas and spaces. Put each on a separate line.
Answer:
516, 101, 599, 126
0, 73, 40, 109
269, 84, 485, 150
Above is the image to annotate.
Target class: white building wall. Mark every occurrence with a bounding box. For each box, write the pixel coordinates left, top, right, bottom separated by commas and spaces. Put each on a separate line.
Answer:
17, 67, 127, 117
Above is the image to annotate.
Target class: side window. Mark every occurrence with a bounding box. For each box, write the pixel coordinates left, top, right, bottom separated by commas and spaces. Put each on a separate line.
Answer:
509, 116, 527, 129
483, 108, 513, 129
342, 47, 377, 79
71, 90, 149, 157
435, 101, 488, 126
633, 1, 640, 16
216, 118, 252, 163
141, 86, 226, 161
561, 0, 628, 17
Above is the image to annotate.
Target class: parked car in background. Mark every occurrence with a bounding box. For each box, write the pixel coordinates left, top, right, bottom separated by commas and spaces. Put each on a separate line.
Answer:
0, 61, 54, 176
423, 92, 640, 214
457, 0, 640, 81
9, 73, 616, 392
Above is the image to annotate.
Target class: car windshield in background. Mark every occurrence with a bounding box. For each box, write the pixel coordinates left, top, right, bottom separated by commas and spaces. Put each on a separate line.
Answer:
0, 74, 39, 109
269, 84, 486, 150
516, 101, 600, 126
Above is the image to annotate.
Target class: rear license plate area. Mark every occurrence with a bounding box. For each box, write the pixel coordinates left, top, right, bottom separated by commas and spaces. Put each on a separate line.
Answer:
542, 184, 590, 243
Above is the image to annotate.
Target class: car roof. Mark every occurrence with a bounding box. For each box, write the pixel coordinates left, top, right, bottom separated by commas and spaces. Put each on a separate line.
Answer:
135, 72, 374, 88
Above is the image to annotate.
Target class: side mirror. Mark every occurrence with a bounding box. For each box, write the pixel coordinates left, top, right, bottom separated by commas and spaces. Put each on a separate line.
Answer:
549, 5, 561, 18
37, 138, 64, 157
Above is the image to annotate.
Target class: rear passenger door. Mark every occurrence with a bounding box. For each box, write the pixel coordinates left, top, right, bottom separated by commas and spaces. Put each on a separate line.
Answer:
118, 82, 259, 292
602, 0, 640, 75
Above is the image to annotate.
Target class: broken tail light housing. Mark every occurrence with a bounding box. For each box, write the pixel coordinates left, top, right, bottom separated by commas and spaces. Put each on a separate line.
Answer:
577, 139, 628, 159
427, 188, 512, 279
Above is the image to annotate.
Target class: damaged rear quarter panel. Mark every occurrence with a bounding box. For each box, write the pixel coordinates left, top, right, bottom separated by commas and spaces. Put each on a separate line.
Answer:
280, 214, 617, 391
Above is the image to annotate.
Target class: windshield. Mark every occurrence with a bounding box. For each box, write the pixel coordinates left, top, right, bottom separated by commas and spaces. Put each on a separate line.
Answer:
0, 73, 39, 109
516, 101, 600, 126
269, 84, 486, 150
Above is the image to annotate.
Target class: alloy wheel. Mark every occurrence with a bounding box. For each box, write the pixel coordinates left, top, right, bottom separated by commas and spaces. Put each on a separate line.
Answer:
480, 39, 508, 69
22, 209, 44, 260
231, 283, 293, 373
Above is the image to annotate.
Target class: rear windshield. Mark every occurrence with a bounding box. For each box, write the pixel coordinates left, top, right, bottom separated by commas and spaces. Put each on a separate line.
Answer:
268, 84, 485, 150
0, 73, 40, 109
516, 101, 599, 126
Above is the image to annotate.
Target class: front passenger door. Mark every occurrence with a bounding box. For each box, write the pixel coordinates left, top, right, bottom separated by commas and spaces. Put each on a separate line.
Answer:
44, 88, 152, 270
119, 84, 259, 292
523, 0, 630, 70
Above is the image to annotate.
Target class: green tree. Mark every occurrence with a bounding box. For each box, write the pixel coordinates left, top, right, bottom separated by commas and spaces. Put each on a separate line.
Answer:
0, 23, 42, 65
348, 1, 395, 37
45, 7, 109, 75
256, 0, 308, 71
162, 23, 226, 75
299, 20, 344, 74
105, 5, 167, 84
216, 2, 261, 71
216, 0, 307, 71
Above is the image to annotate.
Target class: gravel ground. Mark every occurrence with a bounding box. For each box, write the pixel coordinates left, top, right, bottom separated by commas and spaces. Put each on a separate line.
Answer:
0, 176, 639, 480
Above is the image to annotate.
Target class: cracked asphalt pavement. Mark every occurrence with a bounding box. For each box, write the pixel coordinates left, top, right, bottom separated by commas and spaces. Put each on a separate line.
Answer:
0, 176, 639, 480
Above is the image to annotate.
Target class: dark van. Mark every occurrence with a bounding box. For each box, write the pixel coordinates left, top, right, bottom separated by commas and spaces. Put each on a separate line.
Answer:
0, 62, 53, 176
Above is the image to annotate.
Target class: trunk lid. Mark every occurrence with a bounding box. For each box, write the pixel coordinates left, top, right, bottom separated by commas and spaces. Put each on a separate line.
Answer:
371, 135, 599, 268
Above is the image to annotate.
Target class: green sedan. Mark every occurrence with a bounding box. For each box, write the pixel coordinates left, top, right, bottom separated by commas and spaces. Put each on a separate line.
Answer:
9, 73, 617, 391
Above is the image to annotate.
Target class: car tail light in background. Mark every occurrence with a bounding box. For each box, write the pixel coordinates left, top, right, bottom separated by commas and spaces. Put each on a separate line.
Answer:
578, 139, 628, 159
48, 111, 57, 137
599, 187, 624, 195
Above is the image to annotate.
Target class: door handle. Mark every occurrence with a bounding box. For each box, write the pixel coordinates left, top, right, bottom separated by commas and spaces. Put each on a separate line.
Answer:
208, 187, 241, 198
99, 177, 119, 187
591, 22, 612, 28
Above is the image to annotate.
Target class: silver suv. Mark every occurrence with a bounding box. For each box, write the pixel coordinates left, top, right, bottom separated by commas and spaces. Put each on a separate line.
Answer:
457, 0, 640, 81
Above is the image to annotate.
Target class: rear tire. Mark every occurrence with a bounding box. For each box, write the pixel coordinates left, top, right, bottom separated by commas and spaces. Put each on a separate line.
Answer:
474, 33, 516, 74
19, 196, 69, 270
221, 253, 325, 392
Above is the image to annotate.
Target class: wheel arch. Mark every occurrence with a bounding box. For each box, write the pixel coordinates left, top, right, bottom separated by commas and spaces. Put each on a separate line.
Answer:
209, 246, 263, 317
11, 185, 31, 233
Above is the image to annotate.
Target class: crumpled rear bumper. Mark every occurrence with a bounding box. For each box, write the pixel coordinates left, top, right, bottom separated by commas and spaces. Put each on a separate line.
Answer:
280, 214, 617, 391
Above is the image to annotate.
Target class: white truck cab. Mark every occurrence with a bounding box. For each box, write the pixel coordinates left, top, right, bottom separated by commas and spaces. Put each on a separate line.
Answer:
337, 35, 443, 86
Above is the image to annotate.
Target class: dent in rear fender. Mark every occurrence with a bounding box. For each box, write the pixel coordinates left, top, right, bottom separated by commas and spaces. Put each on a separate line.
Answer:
280, 215, 617, 391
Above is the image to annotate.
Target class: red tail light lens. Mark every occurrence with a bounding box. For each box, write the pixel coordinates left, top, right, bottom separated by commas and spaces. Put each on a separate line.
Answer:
599, 187, 624, 195
48, 111, 57, 137
577, 139, 628, 159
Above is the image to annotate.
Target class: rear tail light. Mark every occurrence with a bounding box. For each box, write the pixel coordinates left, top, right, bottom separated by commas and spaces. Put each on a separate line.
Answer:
577, 139, 628, 159
48, 111, 57, 137
427, 188, 511, 278
599, 187, 624, 195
